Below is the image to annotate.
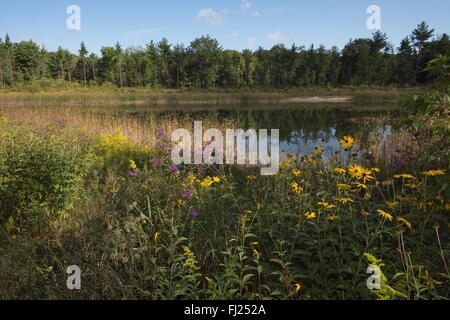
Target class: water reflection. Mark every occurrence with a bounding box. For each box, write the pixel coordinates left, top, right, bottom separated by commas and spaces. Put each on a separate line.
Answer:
122, 103, 398, 159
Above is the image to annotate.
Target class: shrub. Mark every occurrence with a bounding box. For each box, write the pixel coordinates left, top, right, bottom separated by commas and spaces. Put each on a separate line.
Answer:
0, 122, 89, 229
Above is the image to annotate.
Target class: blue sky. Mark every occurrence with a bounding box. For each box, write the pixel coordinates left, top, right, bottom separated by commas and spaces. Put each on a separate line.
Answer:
0, 0, 449, 54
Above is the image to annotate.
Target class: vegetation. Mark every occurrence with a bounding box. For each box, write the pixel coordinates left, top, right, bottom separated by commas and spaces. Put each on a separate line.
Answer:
0, 22, 449, 89
0, 42, 449, 301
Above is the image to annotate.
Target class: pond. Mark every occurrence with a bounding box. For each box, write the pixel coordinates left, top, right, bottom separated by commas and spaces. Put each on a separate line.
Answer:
117, 101, 399, 161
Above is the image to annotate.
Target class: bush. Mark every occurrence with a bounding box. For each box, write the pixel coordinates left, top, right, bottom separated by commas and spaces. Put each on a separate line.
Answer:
0, 123, 89, 228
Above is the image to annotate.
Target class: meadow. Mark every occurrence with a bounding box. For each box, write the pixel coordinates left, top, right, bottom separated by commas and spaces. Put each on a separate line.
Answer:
0, 86, 448, 300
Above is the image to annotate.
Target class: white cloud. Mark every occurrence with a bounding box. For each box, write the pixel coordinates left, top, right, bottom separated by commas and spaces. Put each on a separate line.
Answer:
266, 31, 289, 42
242, 0, 252, 10
252, 11, 261, 16
221, 8, 230, 14
248, 37, 257, 46
229, 32, 239, 39
197, 8, 226, 25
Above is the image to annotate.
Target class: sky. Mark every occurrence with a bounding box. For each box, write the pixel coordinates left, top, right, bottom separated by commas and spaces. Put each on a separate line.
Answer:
0, 0, 449, 54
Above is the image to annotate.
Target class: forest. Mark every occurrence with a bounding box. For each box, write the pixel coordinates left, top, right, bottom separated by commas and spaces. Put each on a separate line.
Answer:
0, 21, 449, 89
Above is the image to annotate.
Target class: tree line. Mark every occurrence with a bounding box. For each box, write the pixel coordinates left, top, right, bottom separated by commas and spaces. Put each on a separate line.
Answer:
0, 21, 449, 89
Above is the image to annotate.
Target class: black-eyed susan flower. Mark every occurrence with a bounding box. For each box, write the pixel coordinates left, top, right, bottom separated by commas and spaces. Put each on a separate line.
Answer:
291, 169, 302, 176
377, 209, 393, 221
294, 283, 302, 292
335, 197, 354, 204
339, 136, 355, 148
304, 211, 317, 219
397, 217, 412, 229
313, 146, 325, 155
327, 215, 340, 221
333, 168, 347, 174
393, 174, 416, 179
421, 170, 445, 176
291, 182, 304, 194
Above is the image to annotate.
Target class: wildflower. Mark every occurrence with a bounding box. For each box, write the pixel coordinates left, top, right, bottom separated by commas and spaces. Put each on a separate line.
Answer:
317, 202, 336, 209
213, 177, 221, 183
333, 168, 347, 174
191, 208, 198, 217
339, 136, 355, 148
405, 183, 420, 189
246, 175, 257, 180
421, 270, 443, 287
348, 165, 364, 178
250, 242, 259, 245
256, 203, 263, 209
182, 246, 201, 278
181, 190, 192, 201
393, 174, 415, 179
313, 146, 325, 155
244, 210, 253, 214
294, 283, 302, 292
304, 212, 317, 219
386, 201, 399, 208
377, 209, 393, 221
327, 215, 340, 221
382, 180, 394, 186
129, 169, 140, 177
337, 183, 352, 190
335, 197, 354, 204
129, 160, 137, 170
291, 169, 302, 176
316, 170, 325, 175
253, 249, 261, 259
307, 156, 318, 164
357, 167, 375, 183
200, 177, 214, 187
360, 210, 371, 216
279, 161, 290, 168
154, 232, 160, 241
363, 193, 371, 200
170, 164, 179, 173
397, 217, 412, 229
291, 182, 304, 194
421, 170, 445, 176
355, 182, 369, 190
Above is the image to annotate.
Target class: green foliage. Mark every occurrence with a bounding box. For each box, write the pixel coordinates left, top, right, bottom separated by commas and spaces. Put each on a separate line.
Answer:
0, 122, 89, 228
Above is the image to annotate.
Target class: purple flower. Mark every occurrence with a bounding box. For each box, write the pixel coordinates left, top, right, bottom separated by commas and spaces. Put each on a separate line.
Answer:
181, 190, 192, 201
129, 171, 139, 177
156, 128, 168, 138
170, 164, 179, 173
191, 208, 198, 217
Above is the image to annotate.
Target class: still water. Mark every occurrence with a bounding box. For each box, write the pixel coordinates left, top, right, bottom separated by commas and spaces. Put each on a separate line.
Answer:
119, 102, 399, 160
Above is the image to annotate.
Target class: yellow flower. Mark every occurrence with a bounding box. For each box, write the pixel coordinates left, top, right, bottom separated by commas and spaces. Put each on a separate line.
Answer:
327, 215, 340, 221
213, 177, 221, 183
363, 193, 372, 200
382, 180, 394, 186
405, 183, 421, 189
355, 182, 369, 190
294, 283, 302, 292
291, 169, 302, 176
360, 210, 371, 216
335, 197, 354, 204
244, 210, 253, 214
337, 183, 351, 190
291, 182, 304, 194
339, 136, 355, 148
377, 209, 393, 221
279, 161, 290, 168
397, 217, 412, 229
393, 174, 415, 179
304, 211, 317, 219
313, 146, 325, 155
129, 160, 137, 170
154, 232, 160, 241
317, 202, 336, 209
333, 168, 347, 174
386, 201, 399, 208
253, 249, 261, 259
250, 242, 259, 245
421, 170, 445, 176
246, 175, 257, 180
348, 165, 364, 178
